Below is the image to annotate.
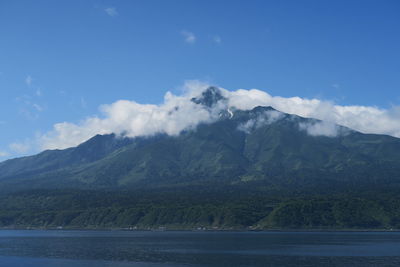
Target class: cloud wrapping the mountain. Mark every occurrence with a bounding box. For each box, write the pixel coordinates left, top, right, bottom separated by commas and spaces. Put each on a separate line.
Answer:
298, 121, 341, 137
39, 81, 400, 150
228, 89, 400, 138
238, 110, 284, 133
40, 89, 216, 149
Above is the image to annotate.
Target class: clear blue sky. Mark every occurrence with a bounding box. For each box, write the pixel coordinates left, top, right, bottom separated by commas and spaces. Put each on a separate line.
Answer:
1, 0, 400, 159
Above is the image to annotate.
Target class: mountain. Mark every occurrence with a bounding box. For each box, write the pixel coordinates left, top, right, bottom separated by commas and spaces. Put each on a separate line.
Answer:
1, 87, 400, 193
1, 87, 400, 229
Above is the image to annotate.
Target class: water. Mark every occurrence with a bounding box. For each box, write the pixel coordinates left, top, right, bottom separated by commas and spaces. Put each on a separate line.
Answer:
0, 230, 400, 266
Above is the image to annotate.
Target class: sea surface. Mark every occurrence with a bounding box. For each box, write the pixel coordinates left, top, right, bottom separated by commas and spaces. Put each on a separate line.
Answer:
0, 230, 400, 266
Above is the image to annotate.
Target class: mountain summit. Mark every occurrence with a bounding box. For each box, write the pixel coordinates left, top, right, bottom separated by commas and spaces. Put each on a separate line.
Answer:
191, 86, 226, 107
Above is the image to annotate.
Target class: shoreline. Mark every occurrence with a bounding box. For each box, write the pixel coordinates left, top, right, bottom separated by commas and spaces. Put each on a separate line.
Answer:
0, 226, 399, 232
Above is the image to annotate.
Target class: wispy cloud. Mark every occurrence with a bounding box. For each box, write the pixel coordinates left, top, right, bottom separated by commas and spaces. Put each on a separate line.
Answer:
213, 35, 222, 44
238, 110, 283, 134
104, 7, 118, 17
81, 97, 87, 109
25, 75, 32, 86
299, 121, 343, 137
9, 142, 30, 154
16, 94, 45, 120
33, 103, 44, 112
0, 151, 8, 157
181, 31, 196, 44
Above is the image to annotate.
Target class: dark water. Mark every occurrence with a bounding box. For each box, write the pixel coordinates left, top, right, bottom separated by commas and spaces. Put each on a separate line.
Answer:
1, 230, 400, 266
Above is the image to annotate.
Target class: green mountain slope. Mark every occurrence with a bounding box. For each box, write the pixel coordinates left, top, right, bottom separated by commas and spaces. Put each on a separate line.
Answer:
1, 105, 400, 193
0, 134, 133, 184
1, 87, 400, 229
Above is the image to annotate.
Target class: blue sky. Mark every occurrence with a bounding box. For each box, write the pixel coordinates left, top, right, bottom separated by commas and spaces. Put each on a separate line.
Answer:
1, 0, 400, 159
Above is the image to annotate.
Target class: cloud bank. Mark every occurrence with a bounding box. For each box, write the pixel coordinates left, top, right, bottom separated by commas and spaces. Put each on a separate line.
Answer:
227, 88, 400, 138
34, 81, 400, 150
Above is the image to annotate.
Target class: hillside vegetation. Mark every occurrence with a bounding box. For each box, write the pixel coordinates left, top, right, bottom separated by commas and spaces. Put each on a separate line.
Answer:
1, 87, 400, 229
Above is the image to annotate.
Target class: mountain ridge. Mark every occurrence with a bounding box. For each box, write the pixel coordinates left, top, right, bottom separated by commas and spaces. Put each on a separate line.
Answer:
1, 87, 400, 230
1, 87, 400, 193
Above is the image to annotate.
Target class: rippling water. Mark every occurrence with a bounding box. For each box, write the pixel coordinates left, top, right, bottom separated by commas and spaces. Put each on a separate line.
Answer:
0, 230, 400, 266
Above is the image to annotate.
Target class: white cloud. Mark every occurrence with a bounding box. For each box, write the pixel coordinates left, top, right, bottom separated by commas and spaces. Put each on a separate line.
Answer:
299, 121, 342, 137
181, 31, 196, 44
39, 82, 215, 150
25, 75, 32, 86
104, 7, 118, 17
238, 110, 284, 133
227, 88, 400, 138
9, 142, 30, 154
30, 81, 400, 151
0, 151, 8, 157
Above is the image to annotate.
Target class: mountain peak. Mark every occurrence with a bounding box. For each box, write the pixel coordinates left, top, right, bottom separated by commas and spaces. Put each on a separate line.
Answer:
191, 86, 226, 107
251, 106, 277, 113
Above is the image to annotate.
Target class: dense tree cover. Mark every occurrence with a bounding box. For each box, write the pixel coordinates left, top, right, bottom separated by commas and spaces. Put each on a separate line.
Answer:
264, 198, 391, 229
1, 188, 400, 230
